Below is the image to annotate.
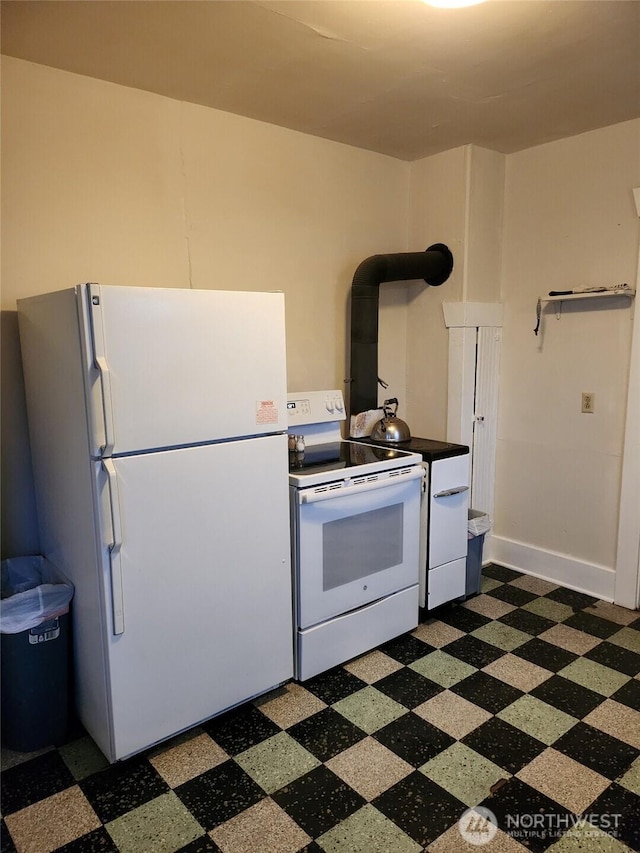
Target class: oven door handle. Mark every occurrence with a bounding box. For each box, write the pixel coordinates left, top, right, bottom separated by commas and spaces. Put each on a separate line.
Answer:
433, 485, 469, 498
299, 466, 425, 504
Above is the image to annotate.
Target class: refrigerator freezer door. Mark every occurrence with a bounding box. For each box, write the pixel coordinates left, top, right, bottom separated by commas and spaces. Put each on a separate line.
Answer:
96, 434, 293, 761
85, 285, 288, 455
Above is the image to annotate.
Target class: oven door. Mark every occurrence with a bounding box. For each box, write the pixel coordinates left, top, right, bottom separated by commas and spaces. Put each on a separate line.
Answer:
293, 466, 423, 630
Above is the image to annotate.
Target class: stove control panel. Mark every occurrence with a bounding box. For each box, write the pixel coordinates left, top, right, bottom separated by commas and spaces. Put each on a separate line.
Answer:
287, 389, 345, 428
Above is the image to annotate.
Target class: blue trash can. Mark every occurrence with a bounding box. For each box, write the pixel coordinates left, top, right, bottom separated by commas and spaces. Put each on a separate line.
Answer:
1, 556, 74, 751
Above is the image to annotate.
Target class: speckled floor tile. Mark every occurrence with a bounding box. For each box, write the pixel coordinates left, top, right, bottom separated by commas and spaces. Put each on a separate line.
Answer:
585, 600, 639, 626
149, 731, 228, 788
300, 666, 366, 704
316, 803, 421, 853
343, 650, 404, 684
530, 674, 605, 719
509, 575, 559, 596
58, 736, 110, 781
558, 657, 630, 697
79, 756, 169, 824
379, 632, 437, 664
515, 748, 609, 814
412, 619, 465, 648
254, 682, 327, 728
287, 707, 366, 762
522, 597, 574, 623
585, 641, 640, 677
587, 782, 640, 851
374, 665, 444, 709
409, 649, 477, 688
544, 586, 598, 611
105, 791, 203, 853
480, 576, 504, 594
427, 820, 531, 852
4, 785, 101, 853
553, 721, 639, 781
462, 594, 516, 620
488, 583, 539, 608
461, 717, 546, 775
451, 670, 524, 714
608, 627, 640, 654
414, 690, 492, 739
471, 622, 532, 652
443, 634, 506, 668
271, 765, 365, 838
583, 699, 640, 749
420, 742, 507, 807
234, 731, 320, 794
373, 712, 455, 768
618, 757, 640, 796
332, 686, 407, 734
497, 695, 577, 745
372, 771, 466, 848
538, 623, 603, 655
1, 750, 76, 815
482, 653, 552, 692
209, 797, 310, 853
563, 611, 621, 640
543, 821, 633, 852
325, 736, 413, 800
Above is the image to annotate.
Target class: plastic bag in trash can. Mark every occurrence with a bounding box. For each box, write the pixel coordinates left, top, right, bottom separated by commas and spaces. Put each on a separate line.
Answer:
468, 510, 491, 538
1, 556, 74, 634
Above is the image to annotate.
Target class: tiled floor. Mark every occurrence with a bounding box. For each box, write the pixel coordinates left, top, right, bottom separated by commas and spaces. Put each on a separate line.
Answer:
2, 564, 640, 853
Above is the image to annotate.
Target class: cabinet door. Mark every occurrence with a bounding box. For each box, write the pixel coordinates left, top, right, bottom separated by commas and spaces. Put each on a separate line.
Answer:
429, 455, 469, 569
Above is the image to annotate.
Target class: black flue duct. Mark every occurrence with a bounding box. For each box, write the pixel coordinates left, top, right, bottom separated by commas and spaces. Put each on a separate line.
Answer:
349, 243, 453, 415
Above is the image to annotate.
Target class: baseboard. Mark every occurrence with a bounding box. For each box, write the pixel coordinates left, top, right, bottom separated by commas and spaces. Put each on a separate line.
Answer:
488, 535, 616, 602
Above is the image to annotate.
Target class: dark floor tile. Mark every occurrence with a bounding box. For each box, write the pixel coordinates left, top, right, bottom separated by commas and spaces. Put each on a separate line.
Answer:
373, 713, 455, 768
202, 704, 281, 755
373, 771, 465, 848
498, 608, 556, 637
480, 778, 569, 853
589, 783, 640, 851
462, 717, 546, 774
272, 765, 364, 838
1, 819, 16, 853
612, 678, 640, 711
584, 641, 640, 677
451, 671, 523, 714
482, 564, 523, 583
80, 756, 169, 824
563, 611, 621, 639
629, 617, 640, 632
554, 722, 639, 781
512, 637, 579, 672
175, 760, 264, 831
378, 633, 436, 665
544, 587, 598, 610
443, 635, 506, 668
0, 750, 75, 815
300, 667, 367, 705
436, 604, 492, 634
487, 584, 538, 607
176, 838, 222, 853
374, 666, 443, 709
54, 828, 119, 853
287, 707, 365, 762
530, 674, 605, 719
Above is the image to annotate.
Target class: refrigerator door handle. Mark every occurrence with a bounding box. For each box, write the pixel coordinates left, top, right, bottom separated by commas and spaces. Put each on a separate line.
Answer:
88, 284, 116, 456
102, 459, 125, 635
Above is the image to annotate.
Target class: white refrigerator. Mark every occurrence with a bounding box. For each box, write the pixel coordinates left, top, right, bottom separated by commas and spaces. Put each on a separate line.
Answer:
17, 284, 294, 762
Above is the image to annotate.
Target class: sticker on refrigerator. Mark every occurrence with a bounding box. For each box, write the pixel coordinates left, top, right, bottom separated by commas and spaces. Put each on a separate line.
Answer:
256, 400, 279, 424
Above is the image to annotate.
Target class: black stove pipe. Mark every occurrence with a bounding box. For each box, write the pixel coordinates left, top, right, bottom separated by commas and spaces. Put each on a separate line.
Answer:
349, 243, 453, 415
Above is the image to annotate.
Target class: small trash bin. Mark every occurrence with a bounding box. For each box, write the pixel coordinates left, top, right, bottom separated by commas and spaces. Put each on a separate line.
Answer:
466, 510, 491, 598
1, 555, 74, 752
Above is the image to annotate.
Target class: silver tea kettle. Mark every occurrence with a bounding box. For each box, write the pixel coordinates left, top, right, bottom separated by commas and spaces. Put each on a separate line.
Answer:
371, 398, 411, 443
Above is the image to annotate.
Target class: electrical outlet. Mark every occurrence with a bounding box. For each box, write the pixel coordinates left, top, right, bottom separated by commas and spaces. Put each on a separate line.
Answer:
582, 392, 595, 413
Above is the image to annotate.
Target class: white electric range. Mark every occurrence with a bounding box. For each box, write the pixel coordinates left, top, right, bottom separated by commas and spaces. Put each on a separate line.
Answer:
287, 389, 424, 681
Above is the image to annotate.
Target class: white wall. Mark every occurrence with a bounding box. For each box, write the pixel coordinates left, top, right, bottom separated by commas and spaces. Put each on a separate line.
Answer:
494, 120, 640, 596
1, 57, 410, 556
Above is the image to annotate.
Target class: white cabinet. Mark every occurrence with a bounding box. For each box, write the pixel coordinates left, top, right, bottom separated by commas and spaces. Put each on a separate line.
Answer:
420, 453, 470, 610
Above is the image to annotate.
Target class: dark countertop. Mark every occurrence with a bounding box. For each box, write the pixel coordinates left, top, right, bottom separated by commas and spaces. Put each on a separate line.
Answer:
358, 435, 469, 462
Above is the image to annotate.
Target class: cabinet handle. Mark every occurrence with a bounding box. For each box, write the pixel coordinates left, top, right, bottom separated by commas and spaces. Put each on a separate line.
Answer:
433, 485, 469, 498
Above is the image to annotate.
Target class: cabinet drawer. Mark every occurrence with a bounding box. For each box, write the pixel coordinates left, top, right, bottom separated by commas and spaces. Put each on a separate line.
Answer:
427, 557, 466, 610
429, 455, 469, 569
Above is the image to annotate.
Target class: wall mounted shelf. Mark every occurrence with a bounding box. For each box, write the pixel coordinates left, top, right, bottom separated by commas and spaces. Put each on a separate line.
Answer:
541, 289, 635, 320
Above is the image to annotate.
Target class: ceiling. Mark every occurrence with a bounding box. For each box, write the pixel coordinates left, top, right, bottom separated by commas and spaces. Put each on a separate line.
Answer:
2, 0, 639, 161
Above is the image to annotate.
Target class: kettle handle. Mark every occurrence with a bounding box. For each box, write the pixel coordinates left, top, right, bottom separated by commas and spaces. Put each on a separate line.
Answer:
383, 397, 399, 416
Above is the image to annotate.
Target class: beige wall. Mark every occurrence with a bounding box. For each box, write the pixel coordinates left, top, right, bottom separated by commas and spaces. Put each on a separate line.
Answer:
496, 120, 640, 573
1, 57, 410, 556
